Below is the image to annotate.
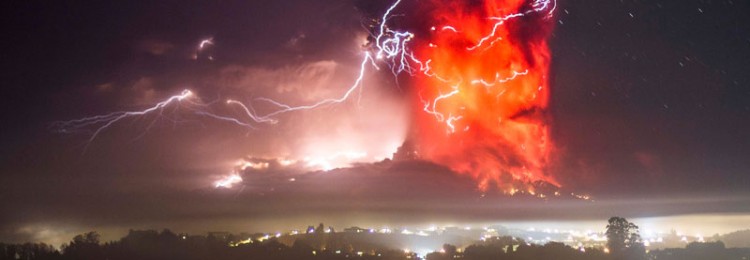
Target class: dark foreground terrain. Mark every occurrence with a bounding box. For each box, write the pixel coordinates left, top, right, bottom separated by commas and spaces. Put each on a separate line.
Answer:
2, 228, 749, 260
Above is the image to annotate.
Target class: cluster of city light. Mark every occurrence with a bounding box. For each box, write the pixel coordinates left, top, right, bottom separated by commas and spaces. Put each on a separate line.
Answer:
222, 222, 715, 258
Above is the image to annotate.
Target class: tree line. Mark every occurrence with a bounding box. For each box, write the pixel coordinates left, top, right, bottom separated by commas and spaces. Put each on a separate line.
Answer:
2, 217, 749, 260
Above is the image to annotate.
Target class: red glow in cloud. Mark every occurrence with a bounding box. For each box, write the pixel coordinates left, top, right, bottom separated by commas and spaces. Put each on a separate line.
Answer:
412, 0, 557, 191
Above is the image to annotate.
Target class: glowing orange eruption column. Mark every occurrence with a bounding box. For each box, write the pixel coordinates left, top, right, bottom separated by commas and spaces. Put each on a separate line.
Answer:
412, 0, 558, 191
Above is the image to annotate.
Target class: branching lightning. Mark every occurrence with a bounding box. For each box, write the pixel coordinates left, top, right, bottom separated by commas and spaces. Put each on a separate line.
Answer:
57, 0, 563, 194
56, 0, 443, 136
410, 0, 560, 192
251, 52, 377, 120
53, 89, 261, 147
53, 90, 195, 144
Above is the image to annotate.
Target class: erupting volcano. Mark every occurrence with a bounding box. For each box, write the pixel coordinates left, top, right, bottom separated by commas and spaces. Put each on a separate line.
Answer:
50, 0, 562, 194
411, 0, 557, 192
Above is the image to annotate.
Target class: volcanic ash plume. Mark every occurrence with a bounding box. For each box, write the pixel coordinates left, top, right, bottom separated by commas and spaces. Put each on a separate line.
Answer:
411, 0, 558, 191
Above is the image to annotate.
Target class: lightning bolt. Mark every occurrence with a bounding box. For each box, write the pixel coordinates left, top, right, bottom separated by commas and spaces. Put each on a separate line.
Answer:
53, 89, 262, 146
409, 0, 561, 194
251, 52, 377, 120
241, 0, 417, 120
416, 0, 556, 132
56, 0, 561, 193
59, 0, 556, 136
193, 37, 215, 60
53, 90, 195, 143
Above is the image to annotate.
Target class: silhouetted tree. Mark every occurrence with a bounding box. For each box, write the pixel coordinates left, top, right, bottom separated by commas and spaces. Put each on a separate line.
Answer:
426, 244, 457, 260
444, 243, 457, 255
62, 232, 102, 260
605, 217, 645, 260
606, 217, 637, 250
425, 251, 449, 260
13, 225, 750, 260
0, 242, 59, 260
290, 240, 315, 258
648, 241, 750, 260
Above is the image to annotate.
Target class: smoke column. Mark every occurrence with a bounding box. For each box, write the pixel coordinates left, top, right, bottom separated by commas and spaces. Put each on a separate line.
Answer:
411, 0, 557, 192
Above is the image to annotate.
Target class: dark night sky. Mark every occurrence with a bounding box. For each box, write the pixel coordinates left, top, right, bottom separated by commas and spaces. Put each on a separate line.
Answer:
550, 0, 750, 195
1, 0, 749, 244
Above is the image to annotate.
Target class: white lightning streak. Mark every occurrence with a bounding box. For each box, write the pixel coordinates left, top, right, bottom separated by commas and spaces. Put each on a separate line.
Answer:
199, 38, 214, 50
467, 13, 525, 51
54, 90, 194, 143
233, 0, 431, 121
446, 114, 463, 133
59, 0, 558, 138
54, 0, 559, 190
54, 89, 260, 145
422, 87, 460, 122
226, 100, 278, 124
422, 0, 556, 130
441, 26, 458, 32
254, 52, 376, 120
471, 70, 529, 87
